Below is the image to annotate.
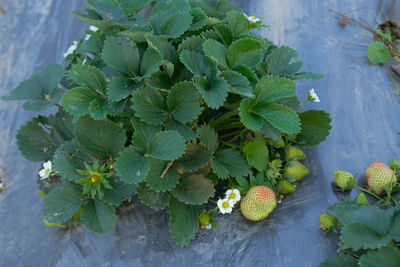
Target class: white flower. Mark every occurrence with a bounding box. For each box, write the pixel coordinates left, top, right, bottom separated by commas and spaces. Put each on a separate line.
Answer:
204, 224, 212, 229
225, 189, 241, 203
217, 198, 234, 214
63, 41, 78, 58
89, 26, 98, 32
84, 26, 99, 41
244, 13, 260, 23
39, 161, 52, 180
309, 88, 320, 103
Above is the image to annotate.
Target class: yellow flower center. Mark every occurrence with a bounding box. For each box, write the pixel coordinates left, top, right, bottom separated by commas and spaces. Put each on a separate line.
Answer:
222, 202, 229, 209
90, 173, 101, 184
250, 16, 256, 20
45, 169, 50, 175
229, 193, 236, 199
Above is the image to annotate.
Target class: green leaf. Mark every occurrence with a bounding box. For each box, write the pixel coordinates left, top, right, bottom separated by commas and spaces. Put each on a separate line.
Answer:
239, 98, 263, 131
101, 36, 140, 76
81, 199, 116, 233
202, 39, 228, 69
296, 109, 332, 146
226, 10, 248, 38
146, 34, 177, 63
179, 50, 211, 76
168, 197, 202, 247
389, 210, 400, 241
196, 124, 218, 152
131, 86, 168, 125
2, 64, 64, 111
319, 254, 358, 267
53, 140, 93, 182
137, 183, 171, 210
140, 47, 163, 79
252, 102, 301, 134
172, 174, 215, 205
226, 38, 263, 68
214, 24, 233, 46
194, 75, 228, 109
163, 119, 197, 142
177, 143, 213, 171
148, 131, 186, 160
121, 30, 151, 43
72, 10, 113, 31
233, 64, 258, 84
88, 97, 109, 120
292, 72, 325, 80
178, 36, 204, 52
167, 81, 202, 123
16, 112, 73, 162
340, 223, 393, 250
254, 75, 296, 103
102, 179, 137, 206
266, 46, 303, 76
61, 87, 99, 117
220, 70, 253, 97
69, 65, 106, 94
120, 0, 152, 13
131, 117, 162, 149
115, 145, 150, 184
359, 246, 400, 267
244, 140, 269, 171
367, 41, 391, 65
160, 13, 192, 38
189, 8, 207, 31
106, 76, 139, 102
277, 96, 301, 112
211, 149, 249, 179
43, 182, 86, 223
145, 159, 179, 192
75, 115, 127, 159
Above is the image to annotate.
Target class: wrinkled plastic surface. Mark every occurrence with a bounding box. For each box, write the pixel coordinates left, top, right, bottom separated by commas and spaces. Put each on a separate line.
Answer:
1, 0, 400, 266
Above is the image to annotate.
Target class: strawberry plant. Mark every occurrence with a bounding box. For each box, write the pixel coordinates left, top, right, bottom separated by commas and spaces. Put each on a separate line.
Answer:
2, 0, 331, 247
320, 159, 400, 266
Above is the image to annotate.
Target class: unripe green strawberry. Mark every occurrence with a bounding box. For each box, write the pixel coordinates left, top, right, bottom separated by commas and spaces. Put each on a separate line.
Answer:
319, 213, 338, 230
279, 180, 296, 195
284, 161, 309, 181
333, 170, 355, 190
199, 213, 211, 226
286, 146, 305, 161
355, 192, 369, 205
240, 186, 277, 221
365, 161, 397, 193
273, 137, 285, 148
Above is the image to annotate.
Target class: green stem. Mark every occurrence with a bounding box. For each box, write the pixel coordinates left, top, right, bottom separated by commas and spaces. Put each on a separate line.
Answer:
211, 110, 239, 126
226, 128, 248, 143
156, 88, 170, 94
353, 185, 384, 202
104, 159, 115, 171
208, 199, 217, 204
219, 140, 241, 150
219, 129, 244, 139
300, 99, 309, 106
214, 122, 243, 131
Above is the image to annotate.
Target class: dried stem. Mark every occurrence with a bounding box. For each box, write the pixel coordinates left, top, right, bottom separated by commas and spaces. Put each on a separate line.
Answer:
160, 161, 174, 178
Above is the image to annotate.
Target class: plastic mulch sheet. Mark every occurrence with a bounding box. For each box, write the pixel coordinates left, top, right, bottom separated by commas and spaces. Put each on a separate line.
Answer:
1, 0, 400, 266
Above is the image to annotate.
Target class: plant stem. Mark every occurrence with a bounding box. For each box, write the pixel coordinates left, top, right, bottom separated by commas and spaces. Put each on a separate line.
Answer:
219, 140, 241, 150
226, 128, 248, 143
104, 159, 115, 171
353, 185, 384, 201
211, 110, 239, 126
160, 161, 174, 178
